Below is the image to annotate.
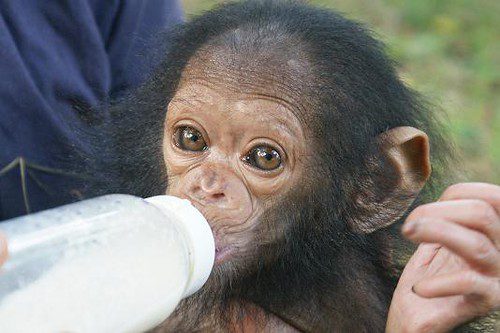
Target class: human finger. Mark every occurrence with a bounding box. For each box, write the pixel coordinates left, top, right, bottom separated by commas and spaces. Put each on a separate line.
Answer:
440, 183, 500, 213
407, 199, 500, 249
403, 218, 500, 274
413, 271, 500, 311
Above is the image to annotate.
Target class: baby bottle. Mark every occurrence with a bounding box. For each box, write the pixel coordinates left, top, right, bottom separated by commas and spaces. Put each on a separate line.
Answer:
0, 194, 214, 333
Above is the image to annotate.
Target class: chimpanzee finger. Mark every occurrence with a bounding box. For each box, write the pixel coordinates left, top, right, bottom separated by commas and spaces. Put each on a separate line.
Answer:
407, 199, 500, 249
413, 271, 500, 311
0, 233, 8, 267
439, 183, 500, 213
403, 218, 500, 274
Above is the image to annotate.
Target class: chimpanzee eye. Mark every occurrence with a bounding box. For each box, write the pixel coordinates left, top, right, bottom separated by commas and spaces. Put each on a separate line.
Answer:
244, 146, 282, 171
173, 126, 207, 152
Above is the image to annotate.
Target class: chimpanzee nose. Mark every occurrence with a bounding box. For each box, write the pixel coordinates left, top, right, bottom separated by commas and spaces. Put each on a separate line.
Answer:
197, 169, 226, 201
174, 164, 253, 224
187, 167, 228, 205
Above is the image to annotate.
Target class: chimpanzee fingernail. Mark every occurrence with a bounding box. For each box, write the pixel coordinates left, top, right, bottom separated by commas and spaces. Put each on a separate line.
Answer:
402, 220, 418, 236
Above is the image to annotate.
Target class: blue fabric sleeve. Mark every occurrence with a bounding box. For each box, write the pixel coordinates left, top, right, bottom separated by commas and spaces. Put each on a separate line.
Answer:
0, 0, 183, 220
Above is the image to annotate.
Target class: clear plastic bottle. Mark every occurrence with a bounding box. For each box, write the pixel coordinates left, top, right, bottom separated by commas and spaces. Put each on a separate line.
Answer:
0, 194, 214, 333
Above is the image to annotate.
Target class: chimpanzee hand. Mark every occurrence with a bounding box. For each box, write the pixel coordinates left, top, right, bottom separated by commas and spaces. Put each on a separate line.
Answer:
387, 183, 500, 333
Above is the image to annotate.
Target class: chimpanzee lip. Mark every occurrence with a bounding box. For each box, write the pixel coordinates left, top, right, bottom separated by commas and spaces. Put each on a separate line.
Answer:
215, 245, 232, 264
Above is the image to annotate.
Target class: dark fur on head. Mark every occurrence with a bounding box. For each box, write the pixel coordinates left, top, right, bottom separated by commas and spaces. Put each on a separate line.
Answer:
83, 1, 454, 331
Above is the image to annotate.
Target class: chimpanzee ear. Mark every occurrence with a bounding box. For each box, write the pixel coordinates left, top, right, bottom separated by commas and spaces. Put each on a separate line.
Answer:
377, 126, 431, 190
352, 126, 431, 234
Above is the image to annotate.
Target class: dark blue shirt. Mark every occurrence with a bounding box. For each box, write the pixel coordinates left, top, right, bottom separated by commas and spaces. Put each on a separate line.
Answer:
0, 0, 183, 220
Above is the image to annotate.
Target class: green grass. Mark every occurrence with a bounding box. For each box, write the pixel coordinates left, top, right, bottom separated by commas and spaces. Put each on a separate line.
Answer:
182, 0, 500, 184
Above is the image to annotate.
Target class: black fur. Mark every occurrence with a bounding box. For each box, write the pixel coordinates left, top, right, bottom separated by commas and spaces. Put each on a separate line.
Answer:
81, 1, 455, 331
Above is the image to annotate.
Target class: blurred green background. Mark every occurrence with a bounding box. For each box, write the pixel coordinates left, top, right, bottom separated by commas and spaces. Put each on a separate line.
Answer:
182, 0, 500, 184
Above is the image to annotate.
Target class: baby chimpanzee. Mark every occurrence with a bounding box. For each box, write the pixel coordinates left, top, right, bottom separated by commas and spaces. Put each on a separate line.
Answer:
83, 1, 500, 332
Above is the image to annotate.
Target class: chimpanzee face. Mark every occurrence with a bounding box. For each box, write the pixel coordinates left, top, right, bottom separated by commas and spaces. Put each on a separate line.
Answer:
163, 77, 306, 264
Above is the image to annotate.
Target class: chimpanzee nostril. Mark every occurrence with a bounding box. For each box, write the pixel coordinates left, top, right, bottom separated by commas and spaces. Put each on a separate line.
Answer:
212, 193, 225, 200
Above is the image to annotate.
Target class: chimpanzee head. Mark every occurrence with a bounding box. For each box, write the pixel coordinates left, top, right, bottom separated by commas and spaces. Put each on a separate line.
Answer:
86, 1, 453, 330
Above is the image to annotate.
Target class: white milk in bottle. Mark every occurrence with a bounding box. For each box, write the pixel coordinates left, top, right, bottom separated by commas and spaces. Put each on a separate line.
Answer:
0, 194, 214, 333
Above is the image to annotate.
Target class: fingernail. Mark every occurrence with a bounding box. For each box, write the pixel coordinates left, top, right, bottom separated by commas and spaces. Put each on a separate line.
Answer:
402, 220, 418, 236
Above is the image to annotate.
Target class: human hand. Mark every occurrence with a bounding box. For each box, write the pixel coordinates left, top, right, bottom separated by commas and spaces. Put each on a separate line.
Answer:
387, 183, 500, 333
0, 232, 7, 267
